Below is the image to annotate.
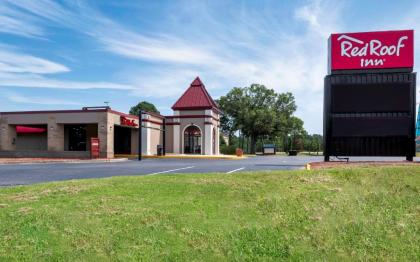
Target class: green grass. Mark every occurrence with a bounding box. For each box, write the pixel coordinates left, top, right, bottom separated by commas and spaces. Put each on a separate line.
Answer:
0, 167, 419, 261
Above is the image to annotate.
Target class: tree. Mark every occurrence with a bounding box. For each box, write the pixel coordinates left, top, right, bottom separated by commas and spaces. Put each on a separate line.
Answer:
219, 84, 303, 153
129, 101, 160, 116
303, 134, 323, 154
285, 116, 306, 151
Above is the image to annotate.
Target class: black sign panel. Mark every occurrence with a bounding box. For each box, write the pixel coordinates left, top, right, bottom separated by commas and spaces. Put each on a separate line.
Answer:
324, 72, 416, 160
331, 83, 411, 113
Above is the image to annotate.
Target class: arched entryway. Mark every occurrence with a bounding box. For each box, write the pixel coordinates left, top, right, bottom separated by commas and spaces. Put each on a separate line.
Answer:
184, 125, 201, 154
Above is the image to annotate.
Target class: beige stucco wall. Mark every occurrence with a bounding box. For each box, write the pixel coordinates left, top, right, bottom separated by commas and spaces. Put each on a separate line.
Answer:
131, 129, 138, 155
178, 110, 207, 116
149, 125, 162, 155
3, 112, 105, 125
0, 111, 112, 157
4, 111, 110, 156
48, 122, 64, 151
0, 116, 17, 151
165, 125, 174, 153
166, 109, 220, 155
141, 113, 164, 155
107, 112, 139, 157
0, 107, 220, 157
178, 109, 207, 154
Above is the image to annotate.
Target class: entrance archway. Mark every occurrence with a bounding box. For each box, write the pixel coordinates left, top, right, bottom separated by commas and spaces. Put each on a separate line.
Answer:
184, 125, 201, 154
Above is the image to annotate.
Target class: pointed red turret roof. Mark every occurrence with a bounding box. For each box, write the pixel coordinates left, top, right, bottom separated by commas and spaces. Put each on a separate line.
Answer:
172, 77, 219, 111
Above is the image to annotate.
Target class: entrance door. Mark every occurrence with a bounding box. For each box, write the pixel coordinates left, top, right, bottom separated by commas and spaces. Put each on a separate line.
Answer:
184, 125, 201, 154
114, 125, 131, 154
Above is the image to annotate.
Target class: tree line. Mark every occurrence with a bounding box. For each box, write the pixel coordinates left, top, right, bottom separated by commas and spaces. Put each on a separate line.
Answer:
217, 84, 322, 154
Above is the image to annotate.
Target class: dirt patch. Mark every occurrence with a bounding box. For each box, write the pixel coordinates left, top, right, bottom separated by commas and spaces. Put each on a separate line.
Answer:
8, 184, 92, 202
17, 207, 33, 214
299, 175, 333, 184
9, 194, 39, 202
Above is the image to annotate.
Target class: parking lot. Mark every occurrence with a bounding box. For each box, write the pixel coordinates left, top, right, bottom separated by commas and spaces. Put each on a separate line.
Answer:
0, 155, 418, 186
0, 155, 324, 186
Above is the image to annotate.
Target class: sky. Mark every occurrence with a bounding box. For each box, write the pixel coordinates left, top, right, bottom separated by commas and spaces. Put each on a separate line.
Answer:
0, 0, 419, 134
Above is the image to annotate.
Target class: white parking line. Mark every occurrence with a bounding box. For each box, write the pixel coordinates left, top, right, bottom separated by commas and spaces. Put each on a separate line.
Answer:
226, 167, 245, 174
146, 166, 195, 176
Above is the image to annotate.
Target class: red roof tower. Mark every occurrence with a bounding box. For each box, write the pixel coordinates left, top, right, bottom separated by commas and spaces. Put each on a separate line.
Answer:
172, 77, 220, 112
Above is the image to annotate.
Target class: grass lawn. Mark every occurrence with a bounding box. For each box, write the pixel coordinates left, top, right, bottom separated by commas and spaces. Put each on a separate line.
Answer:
0, 167, 419, 261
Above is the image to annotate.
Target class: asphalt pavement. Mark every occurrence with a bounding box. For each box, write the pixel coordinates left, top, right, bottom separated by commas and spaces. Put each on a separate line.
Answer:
0, 155, 323, 186
0, 155, 416, 186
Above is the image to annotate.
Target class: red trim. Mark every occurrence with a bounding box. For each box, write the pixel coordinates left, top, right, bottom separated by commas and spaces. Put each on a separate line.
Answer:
0, 109, 140, 120
108, 109, 139, 119
172, 106, 221, 113
142, 119, 163, 125
204, 122, 213, 125
165, 115, 219, 121
171, 107, 222, 114
0, 109, 108, 115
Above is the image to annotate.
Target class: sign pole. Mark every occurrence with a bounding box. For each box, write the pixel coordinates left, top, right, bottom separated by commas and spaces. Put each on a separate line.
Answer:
162, 118, 166, 156
138, 110, 143, 161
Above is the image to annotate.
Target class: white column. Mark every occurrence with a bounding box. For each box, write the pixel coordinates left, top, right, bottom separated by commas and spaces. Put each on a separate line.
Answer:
204, 124, 213, 155
205, 109, 212, 117
172, 111, 180, 154
215, 126, 220, 155
141, 114, 151, 155
173, 124, 180, 154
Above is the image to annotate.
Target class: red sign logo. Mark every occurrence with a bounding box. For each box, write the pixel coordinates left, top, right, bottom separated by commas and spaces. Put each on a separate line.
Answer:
330, 30, 414, 71
120, 116, 138, 127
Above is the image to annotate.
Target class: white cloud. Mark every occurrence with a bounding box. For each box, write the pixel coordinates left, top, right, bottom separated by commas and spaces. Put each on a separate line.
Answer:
0, 49, 69, 74
5, 92, 81, 105
0, 72, 134, 90
0, 0, 347, 133
85, 0, 343, 133
0, 3, 45, 38
0, 47, 134, 90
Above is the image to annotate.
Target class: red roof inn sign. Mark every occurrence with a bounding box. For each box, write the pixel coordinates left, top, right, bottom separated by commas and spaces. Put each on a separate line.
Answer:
329, 30, 414, 72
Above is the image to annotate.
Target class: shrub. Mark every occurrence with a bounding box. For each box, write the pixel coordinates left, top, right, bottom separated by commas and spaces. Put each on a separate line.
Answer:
220, 145, 237, 155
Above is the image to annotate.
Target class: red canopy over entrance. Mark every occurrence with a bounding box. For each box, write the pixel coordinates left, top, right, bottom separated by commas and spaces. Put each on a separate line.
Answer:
16, 126, 47, 134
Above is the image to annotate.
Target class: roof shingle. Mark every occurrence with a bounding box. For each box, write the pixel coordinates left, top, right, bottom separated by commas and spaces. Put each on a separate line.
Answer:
171, 77, 219, 111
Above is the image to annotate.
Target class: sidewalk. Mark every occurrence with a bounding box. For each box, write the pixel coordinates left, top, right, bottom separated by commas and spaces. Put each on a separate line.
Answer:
0, 158, 128, 165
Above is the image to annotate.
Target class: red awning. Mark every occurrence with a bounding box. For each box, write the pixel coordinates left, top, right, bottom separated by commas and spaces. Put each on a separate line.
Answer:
16, 126, 47, 134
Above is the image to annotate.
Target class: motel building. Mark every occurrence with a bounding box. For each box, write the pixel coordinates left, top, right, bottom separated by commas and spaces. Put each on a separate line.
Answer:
0, 77, 220, 158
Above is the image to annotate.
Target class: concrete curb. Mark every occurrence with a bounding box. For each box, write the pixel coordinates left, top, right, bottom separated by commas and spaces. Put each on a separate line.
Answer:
0, 158, 129, 165
115, 154, 247, 160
